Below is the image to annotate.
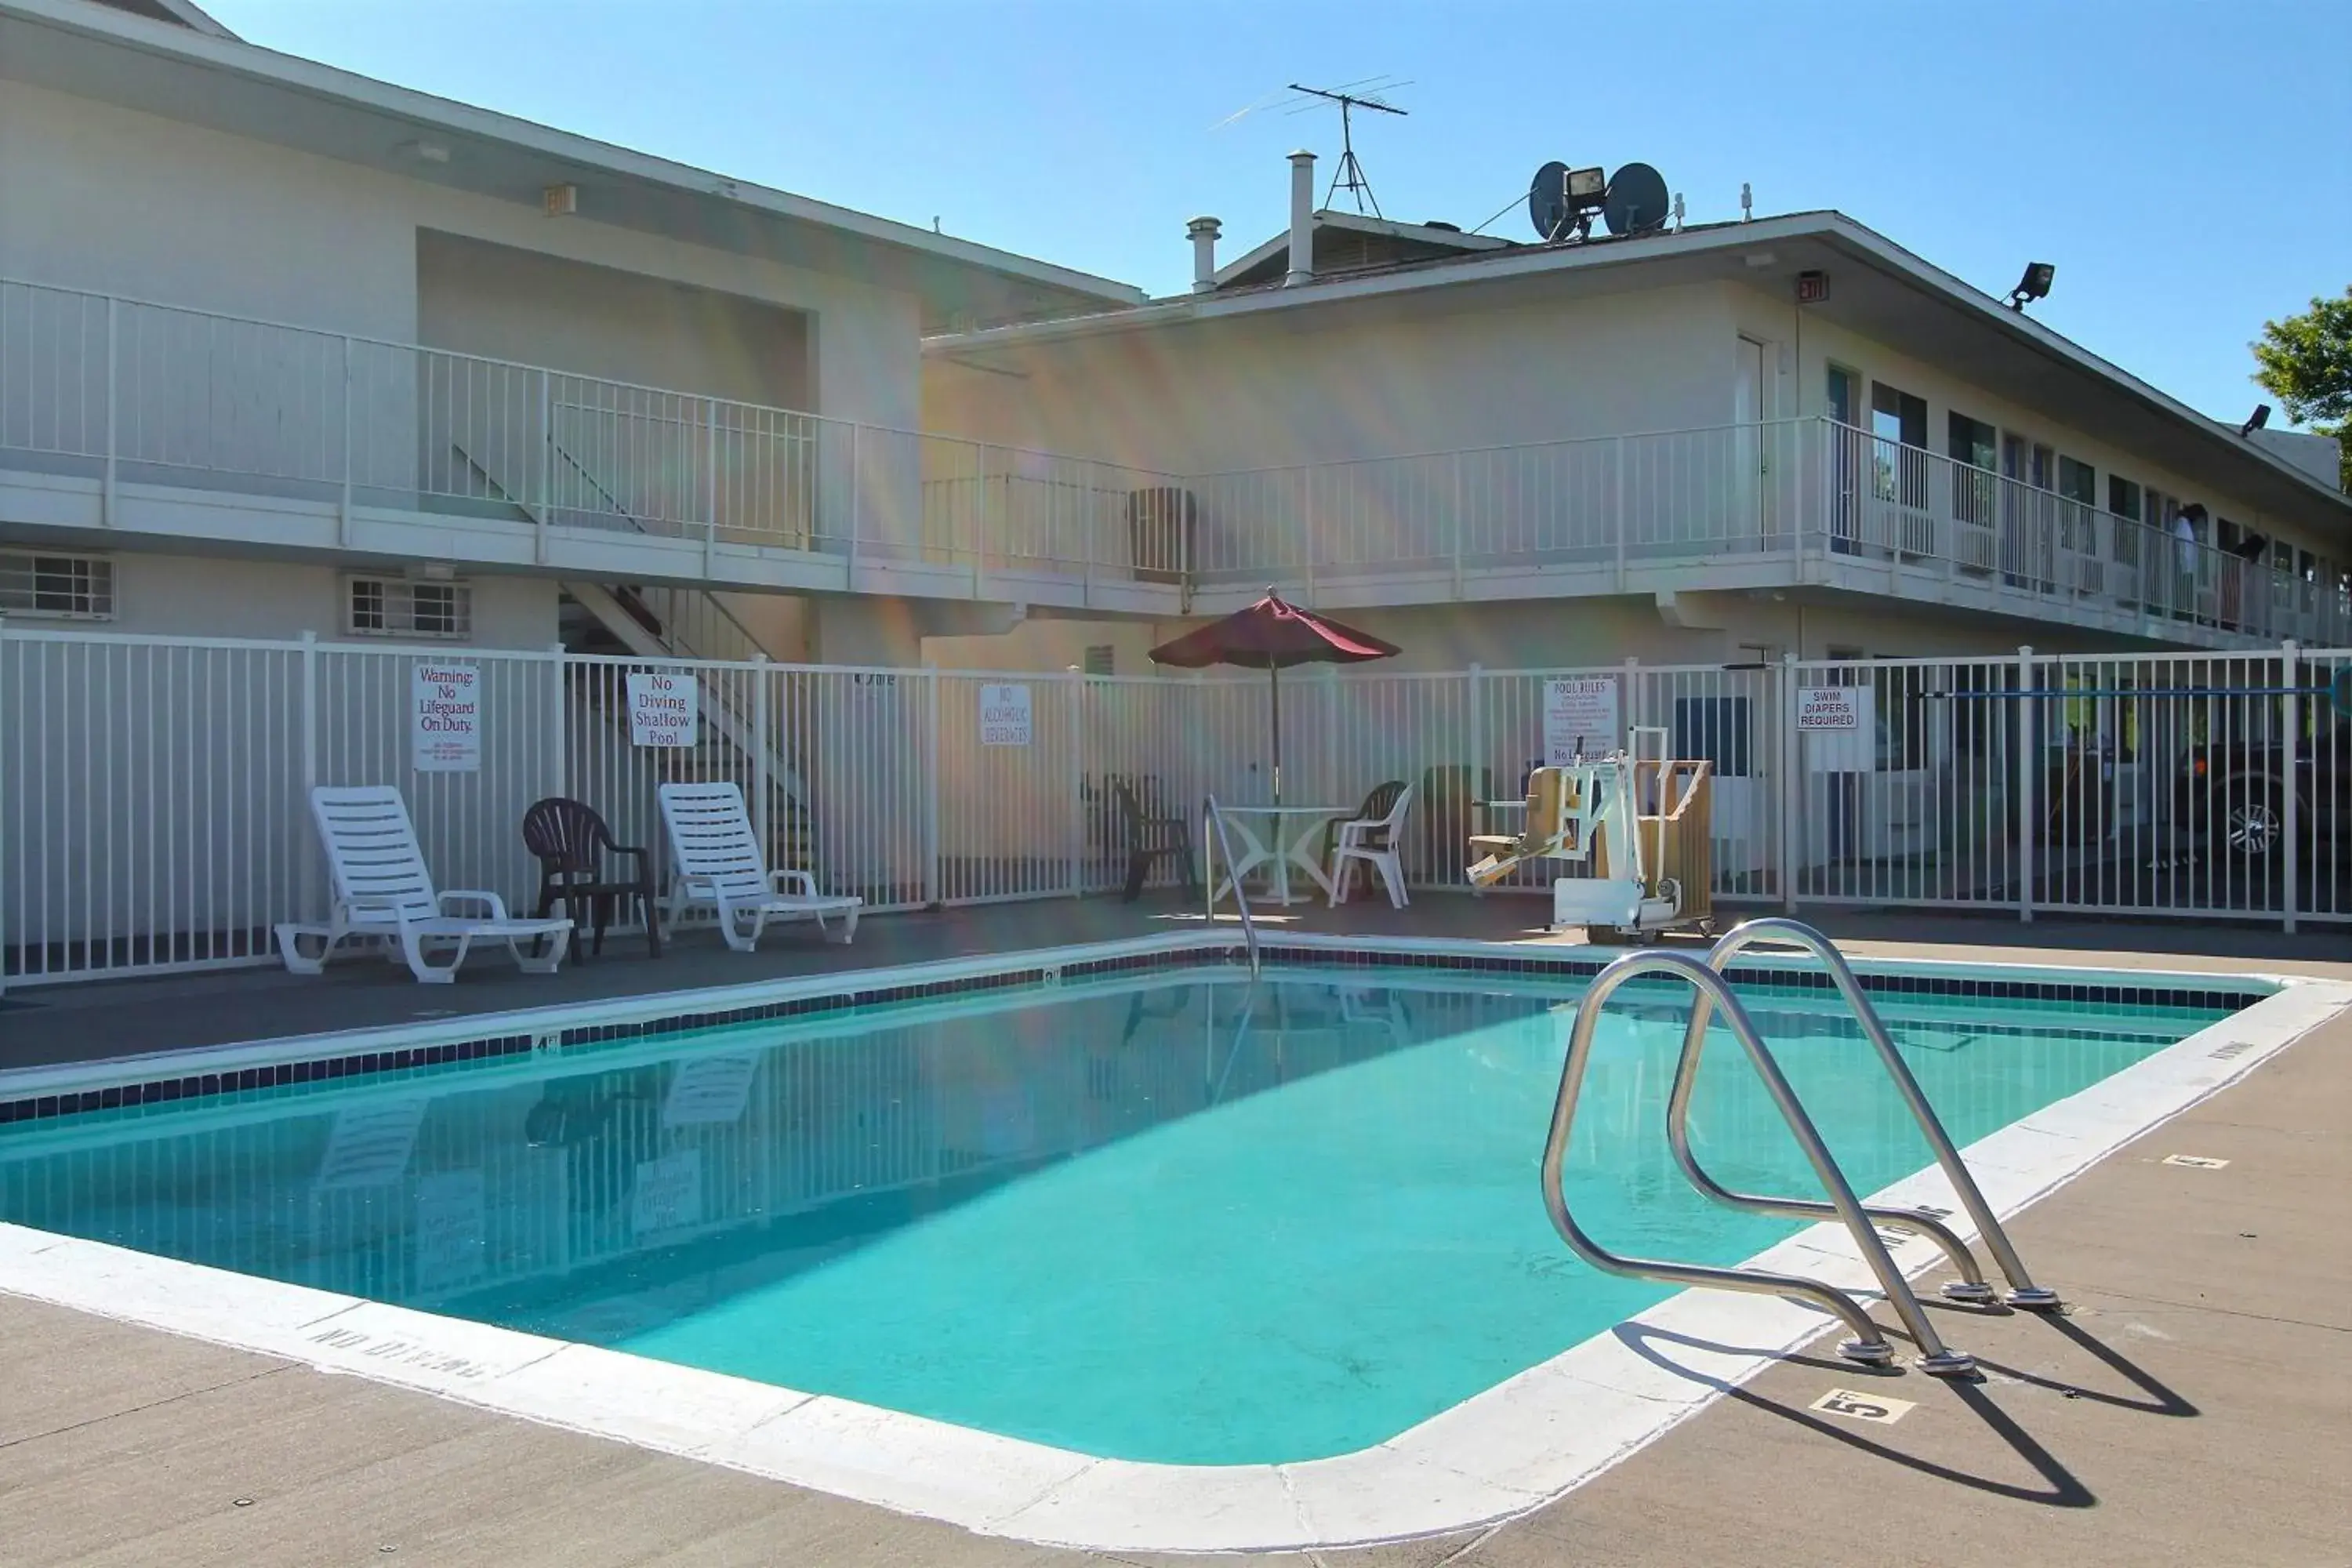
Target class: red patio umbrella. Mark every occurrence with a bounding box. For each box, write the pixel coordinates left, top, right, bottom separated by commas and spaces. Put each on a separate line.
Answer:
1149, 591, 1400, 804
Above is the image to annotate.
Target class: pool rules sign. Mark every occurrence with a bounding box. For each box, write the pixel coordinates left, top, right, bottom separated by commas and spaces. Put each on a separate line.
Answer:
1544, 676, 1620, 764
626, 671, 699, 748
411, 661, 481, 772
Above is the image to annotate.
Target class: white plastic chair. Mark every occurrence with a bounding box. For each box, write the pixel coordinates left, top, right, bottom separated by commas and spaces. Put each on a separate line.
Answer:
275, 786, 572, 984
658, 782, 861, 950
1328, 782, 1414, 908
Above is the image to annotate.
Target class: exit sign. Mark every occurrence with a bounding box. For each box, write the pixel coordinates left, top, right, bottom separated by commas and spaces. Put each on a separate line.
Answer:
1795, 270, 1830, 304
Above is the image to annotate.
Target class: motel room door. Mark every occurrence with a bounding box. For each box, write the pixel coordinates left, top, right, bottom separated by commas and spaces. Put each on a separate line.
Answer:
1736, 337, 1776, 549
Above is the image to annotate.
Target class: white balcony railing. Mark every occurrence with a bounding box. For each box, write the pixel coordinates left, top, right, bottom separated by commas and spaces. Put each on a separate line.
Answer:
2, 274, 2339, 644
1189, 419, 1811, 586
0, 277, 1185, 587
1817, 420, 2348, 647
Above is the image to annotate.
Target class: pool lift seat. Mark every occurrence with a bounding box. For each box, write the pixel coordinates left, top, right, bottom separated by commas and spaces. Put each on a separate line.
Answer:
1542, 920, 2061, 1378
1466, 728, 1713, 938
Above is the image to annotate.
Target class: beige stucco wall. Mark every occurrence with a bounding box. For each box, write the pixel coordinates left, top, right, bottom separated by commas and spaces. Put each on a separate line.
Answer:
32, 549, 561, 648
0, 79, 923, 432
1730, 281, 2329, 566
921, 616, 1160, 675
927, 274, 2345, 604
923, 282, 1734, 477
416, 233, 813, 412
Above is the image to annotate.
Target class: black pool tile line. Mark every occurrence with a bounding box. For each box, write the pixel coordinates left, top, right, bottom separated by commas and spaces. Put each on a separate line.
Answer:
0, 944, 2266, 1128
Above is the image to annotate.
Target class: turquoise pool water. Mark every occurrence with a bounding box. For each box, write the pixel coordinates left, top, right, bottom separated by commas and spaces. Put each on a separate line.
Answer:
0, 968, 2232, 1464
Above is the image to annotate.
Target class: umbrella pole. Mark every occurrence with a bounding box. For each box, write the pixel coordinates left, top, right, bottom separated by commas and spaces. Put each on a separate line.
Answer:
1269, 663, 1282, 807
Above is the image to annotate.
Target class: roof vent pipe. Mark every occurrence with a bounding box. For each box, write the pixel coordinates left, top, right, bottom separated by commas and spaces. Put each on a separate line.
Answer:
1187, 216, 1221, 293
1286, 151, 1316, 286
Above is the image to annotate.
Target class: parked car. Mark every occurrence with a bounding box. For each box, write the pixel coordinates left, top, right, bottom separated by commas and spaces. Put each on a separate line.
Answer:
2176, 707, 2352, 858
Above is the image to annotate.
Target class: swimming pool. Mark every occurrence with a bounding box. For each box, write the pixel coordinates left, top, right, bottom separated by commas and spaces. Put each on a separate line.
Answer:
0, 962, 2247, 1467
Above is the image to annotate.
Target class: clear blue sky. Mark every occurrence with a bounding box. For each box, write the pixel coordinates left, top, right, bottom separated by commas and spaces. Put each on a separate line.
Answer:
208, 0, 2349, 428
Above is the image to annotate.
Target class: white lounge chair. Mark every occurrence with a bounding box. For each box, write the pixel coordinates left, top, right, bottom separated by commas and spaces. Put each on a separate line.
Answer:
275, 785, 572, 984
1327, 782, 1415, 909
658, 782, 861, 949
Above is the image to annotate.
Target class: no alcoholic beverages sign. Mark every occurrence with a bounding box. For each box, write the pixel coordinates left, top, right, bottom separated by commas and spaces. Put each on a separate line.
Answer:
979, 683, 1033, 746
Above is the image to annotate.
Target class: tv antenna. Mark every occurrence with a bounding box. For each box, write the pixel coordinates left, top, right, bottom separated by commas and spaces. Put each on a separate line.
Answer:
1285, 79, 1409, 217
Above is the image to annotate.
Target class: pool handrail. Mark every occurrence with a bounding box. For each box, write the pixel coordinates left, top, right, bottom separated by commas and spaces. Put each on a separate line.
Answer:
1669, 917, 2059, 1311
1202, 795, 1261, 979
1542, 948, 1976, 1376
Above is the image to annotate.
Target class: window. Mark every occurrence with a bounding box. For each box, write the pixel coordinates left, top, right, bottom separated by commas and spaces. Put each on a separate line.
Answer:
1082, 644, 1115, 677
347, 575, 472, 639
0, 552, 114, 619
1671, 696, 1751, 778
2058, 457, 2096, 506
1948, 413, 1999, 535
1947, 413, 1997, 470
1870, 383, 1928, 512
1871, 383, 1927, 448
2107, 475, 2142, 520
1825, 365, 1859, 426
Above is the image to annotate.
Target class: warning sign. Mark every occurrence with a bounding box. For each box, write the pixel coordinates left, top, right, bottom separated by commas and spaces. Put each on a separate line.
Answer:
411, 662, 481, 773
978, 683, 1033, 747
1796, 686, 1864, 731
626, 672, 699, 748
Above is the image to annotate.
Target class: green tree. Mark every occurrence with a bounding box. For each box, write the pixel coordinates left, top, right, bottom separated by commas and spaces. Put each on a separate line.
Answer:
2252, 285, 2352, 492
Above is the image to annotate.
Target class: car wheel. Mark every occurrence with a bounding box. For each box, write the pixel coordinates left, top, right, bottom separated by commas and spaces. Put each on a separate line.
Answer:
2221, 790, 2281, 858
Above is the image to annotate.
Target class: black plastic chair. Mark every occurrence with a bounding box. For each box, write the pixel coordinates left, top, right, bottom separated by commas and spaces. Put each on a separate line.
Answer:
521, 797, 660, 958
1112, 779, 1199, 903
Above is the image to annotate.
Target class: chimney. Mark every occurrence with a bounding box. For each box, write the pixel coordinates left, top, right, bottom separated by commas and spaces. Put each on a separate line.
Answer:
1187, 216, 1221, 294
1285, 151, 1316, 287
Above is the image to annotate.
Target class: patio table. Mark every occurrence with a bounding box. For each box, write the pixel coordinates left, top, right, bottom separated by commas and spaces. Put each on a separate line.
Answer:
1209, 803, 1353, 907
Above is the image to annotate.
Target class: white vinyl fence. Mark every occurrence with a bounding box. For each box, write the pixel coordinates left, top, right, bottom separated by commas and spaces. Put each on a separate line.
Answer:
4, 627, 2346, 985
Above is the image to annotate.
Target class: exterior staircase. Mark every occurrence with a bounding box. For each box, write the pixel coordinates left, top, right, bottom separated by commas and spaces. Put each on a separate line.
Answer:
445, 430, 820, 877
559, 583, 818, 876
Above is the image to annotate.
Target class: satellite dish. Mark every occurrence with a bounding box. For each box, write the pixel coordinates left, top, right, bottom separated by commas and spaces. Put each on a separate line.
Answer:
1602, 163, 1670, 235
1528, 161, 1570, 240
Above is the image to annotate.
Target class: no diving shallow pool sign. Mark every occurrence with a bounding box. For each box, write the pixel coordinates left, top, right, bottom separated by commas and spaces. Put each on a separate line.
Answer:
980, 682, 1033, 746
411, 660, 481, 772
626, 671, 699, 748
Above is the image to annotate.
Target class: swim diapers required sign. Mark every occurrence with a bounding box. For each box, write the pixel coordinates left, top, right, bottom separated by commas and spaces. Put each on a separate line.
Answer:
626, 671, 699, 748
1795, 686, 1865, 731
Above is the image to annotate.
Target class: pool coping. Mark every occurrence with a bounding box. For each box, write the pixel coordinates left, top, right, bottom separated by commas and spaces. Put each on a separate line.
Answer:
0, 928, 2277, 1120
1, 936, 2344, 1552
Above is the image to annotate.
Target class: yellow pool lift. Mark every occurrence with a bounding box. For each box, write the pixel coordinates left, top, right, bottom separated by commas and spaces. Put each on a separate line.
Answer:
1467, 726, 1715, 940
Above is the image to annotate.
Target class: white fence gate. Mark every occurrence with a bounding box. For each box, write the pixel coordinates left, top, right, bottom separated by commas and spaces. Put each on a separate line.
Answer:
3, 627, 2343, 985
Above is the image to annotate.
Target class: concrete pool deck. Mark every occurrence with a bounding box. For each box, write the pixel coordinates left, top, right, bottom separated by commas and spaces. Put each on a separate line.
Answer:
2, 901, 2347, 1564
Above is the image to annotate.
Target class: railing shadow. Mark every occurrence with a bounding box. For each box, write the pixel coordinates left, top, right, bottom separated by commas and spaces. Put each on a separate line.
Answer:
1611, 1321, 2095, 1508
1966, 1309, 2199, 1417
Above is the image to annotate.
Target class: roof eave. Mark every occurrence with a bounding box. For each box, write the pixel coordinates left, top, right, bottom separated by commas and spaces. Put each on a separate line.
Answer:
931, 210, 2350, 516
1813, 220, 2352, 517
2, 0, 1144, 309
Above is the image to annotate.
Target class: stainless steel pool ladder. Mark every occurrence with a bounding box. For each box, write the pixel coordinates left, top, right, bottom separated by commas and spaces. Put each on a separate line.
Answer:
1543, 948, 1979, 1376
1202, 796, 1261, 978
1670, 918, 2060, 1315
